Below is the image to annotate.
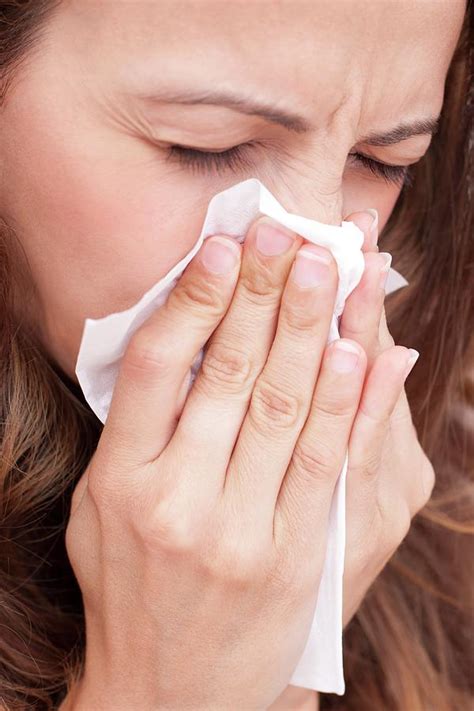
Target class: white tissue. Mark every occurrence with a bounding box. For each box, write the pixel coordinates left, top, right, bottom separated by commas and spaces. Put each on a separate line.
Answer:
75, 178, 408, 694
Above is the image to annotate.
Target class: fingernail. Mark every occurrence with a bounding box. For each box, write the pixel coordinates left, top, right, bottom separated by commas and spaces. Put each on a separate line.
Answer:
256, 218, 295, 256
200, 236, 240, 275
364, 208, 379, 248
292, 245, 332, 288
378, 252, 392, 289
404, 348, 420, 378
329, 339, 361, 373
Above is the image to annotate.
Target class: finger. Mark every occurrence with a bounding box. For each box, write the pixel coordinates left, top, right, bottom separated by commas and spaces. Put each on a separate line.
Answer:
339, 251, 392, 367
345, 345, 418, 510
168, 216, 304, 491
222, 243, 339, 530
274, 338, 367, 558
376, 305, 411, 422
95, 234, 242, 472
377, 311, 428, 509
374, 343, 432, 519
343, 209, 379, 253
175, 368, 193, 419
378, 303, 396, 351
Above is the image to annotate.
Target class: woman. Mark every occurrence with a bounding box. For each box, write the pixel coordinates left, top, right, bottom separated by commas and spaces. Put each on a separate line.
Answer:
0, 1, 472, 709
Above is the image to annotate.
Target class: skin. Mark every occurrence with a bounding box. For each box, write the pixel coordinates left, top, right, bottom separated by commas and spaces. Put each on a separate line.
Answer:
1, 0, 463, 376
0, 1, 465, 708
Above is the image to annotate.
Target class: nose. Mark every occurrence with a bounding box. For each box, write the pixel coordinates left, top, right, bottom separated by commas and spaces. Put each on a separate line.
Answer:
262, 168, 344, 226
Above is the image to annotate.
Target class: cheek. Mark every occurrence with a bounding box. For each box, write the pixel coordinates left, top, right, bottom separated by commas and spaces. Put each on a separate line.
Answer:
342, 173, 403, 232
5, 121, 207, 318
2, 86, 219, 376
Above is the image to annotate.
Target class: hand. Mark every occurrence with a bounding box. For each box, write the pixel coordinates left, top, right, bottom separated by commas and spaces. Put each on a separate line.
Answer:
267, 208, 435, 710
65, 215, 374, 710
64, 209, 433, 711
337, 208, 435, 627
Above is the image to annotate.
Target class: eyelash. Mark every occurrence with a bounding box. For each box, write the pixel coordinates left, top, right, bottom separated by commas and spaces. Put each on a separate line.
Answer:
165, 142, 414, 188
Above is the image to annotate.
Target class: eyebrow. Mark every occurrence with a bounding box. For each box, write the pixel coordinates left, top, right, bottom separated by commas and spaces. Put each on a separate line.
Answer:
135, 87, 440, 145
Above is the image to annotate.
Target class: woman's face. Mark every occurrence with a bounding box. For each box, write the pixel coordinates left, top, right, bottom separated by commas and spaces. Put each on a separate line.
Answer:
0, 0, 465, 380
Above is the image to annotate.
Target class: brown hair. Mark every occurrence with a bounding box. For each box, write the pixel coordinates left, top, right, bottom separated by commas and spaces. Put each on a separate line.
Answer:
1, 1, 473, 709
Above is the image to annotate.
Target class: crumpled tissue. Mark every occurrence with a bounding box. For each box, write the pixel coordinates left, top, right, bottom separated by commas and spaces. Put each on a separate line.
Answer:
75, 177, 408, 694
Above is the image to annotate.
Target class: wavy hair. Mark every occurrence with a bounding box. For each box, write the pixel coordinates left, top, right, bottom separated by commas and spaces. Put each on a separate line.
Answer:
0, 1, 473, 709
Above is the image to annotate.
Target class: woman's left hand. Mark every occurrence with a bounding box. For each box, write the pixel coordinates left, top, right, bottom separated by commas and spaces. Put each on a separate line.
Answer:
338, 208, 435, 627
268, 209, 435, 711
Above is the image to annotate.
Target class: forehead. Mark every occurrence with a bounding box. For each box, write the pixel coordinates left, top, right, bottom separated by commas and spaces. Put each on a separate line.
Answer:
53, 0, 465, 123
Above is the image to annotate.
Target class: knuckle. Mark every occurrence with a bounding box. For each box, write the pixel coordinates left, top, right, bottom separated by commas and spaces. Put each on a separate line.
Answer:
209, 539, 269, 588
124, 330, 175, 379
249, 377, 302, 431
239, 270, 281, 306
312, 396, 357, 423
291, 439, 339, 483
86, 467, 106, 508
173, 274, 227, 315
342, 320, 372, 341
279, 302, 319, 338
86, 459, 124, 511
349, 451, 381, 481
140, 499, 202, 556
359, 401, 390, 429
196, 342, 253, 394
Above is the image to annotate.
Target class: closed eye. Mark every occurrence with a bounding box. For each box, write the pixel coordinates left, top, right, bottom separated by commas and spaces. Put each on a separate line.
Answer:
164, 142, 414, 188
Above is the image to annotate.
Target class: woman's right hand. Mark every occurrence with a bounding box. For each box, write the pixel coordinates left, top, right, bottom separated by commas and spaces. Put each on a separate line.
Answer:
64, 216, 370, 710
